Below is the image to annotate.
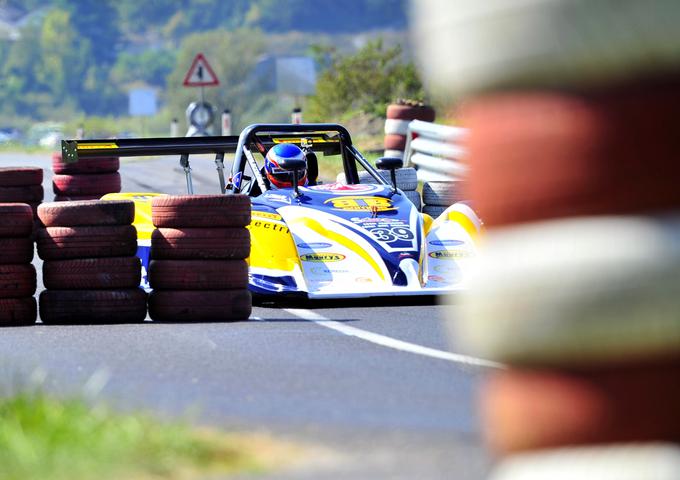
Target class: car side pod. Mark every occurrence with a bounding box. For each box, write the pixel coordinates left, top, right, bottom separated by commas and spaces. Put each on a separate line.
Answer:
376, 156, 404, 194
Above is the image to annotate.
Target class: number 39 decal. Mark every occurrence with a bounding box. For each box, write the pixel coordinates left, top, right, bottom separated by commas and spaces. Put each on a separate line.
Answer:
368, 226, 414, 243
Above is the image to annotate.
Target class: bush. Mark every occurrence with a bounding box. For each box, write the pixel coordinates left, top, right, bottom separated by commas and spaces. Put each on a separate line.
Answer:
307, 39, 424, 122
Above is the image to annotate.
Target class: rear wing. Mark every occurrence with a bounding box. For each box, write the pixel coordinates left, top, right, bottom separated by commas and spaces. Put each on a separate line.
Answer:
61, 123, 356, 194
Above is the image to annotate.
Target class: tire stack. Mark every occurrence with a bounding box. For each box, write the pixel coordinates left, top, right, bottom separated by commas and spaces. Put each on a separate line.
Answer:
0, 204, 37, 326
384, 101, 435, 159
414, 1, 680, 478
51, 152, 121, 201
148, 195, 252, 322
0, 167, 44, 226
421, 181, 466, 217
36, 200, 146, 324
336, 167, 421, 210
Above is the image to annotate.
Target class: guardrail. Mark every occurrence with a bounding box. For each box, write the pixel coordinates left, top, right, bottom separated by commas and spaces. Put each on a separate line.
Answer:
403, 120, 468, 182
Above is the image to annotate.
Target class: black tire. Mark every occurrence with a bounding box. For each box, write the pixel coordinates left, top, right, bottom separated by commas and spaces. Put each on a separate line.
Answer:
0, 167, 43, 187
52, 153, 120, 174
149, 259, 248, 290
43, 257, 141, 290
0, 185, 44, 203
36, 225, 137, 260
0, 297, 37, 326
403, 190, 422, 210
384, 134, 407, 151
54, 194, 103, 202
422, 205, 448, 218
422, 181, 467, 206
38, 200, 135, 227
151, 195, 251, 228
52, 173, 121, 196
0, 203, 34, 237
0, 237, 34, 264
148, 289, 252, 322
39, 289, 147, 324
151, 227, 250, 260
386, 103, 436, 122
0, 264, 36, 298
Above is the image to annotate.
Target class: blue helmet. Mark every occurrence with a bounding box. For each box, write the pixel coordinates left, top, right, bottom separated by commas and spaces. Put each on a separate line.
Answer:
264, 143, 308, 188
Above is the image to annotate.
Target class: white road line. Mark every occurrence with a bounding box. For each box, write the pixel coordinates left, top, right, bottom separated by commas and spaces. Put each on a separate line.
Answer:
281, 308, 504, 369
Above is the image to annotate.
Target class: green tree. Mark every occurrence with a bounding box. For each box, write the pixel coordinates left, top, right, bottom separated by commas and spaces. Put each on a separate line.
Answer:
37, 9, 90, 102
307, 39, 424, 121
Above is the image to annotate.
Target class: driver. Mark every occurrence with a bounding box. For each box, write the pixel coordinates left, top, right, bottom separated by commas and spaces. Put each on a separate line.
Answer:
264, 143, 308, 189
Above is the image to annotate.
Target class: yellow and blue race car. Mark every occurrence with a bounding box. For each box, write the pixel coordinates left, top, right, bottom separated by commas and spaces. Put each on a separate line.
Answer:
62, 124, 480, 299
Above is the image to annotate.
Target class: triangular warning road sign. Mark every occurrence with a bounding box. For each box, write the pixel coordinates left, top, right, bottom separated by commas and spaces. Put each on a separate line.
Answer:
183, 53, 220, 87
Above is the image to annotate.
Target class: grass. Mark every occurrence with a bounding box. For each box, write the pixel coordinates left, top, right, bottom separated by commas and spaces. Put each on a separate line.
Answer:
0, 392, 283, 480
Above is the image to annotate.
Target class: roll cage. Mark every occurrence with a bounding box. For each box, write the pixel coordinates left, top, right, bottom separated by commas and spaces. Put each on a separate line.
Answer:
61, 123, 390, 196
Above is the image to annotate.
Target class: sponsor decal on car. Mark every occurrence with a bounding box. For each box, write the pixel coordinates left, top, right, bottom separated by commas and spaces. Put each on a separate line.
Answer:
300, 253, 346, 262
429, 239, 464, 247
265, 193, 292, 204
310, 183, 382, 195
310, 267, 350, 274
434, 264, 457, 273
428, 250, 474, 259
231, 171, 243, 190
297, 242, 332, 249
324, 196, 394, 212
252, 211, 283, 221
427, 275, 446, 283
251, 220, 290, 234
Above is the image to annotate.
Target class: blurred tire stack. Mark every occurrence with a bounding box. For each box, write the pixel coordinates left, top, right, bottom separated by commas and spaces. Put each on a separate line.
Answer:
0, 204, 37, 326
148, 195, 252, 322
51, 152, 121, 201
414, 0, 680, 477
384, 101, 435, 159
421, 180, 466, 218
36, 200, 146, 324
0, 167, 44, 227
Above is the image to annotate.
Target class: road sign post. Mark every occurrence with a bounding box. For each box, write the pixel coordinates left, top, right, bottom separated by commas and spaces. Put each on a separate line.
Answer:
183, 53, 220, 137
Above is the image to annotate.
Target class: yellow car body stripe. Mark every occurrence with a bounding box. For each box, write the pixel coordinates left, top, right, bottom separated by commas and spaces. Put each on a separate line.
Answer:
78, 142, 118, 150
293, 217, 386, 282
447, 211, 480, 241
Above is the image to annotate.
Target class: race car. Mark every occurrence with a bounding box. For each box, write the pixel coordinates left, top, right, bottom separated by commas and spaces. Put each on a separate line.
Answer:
62, 123, 481, 299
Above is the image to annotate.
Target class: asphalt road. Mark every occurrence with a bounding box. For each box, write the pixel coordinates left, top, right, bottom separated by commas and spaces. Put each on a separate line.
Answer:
0, 151, 494, 479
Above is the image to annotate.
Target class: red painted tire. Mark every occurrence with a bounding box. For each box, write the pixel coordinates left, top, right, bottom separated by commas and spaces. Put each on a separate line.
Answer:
0, 185, 44, 203
52, 153, 120, 174
54, 194, 103, 202
0, 297, 37, 326
52, 173, 121, 196
0, 264, 36, 298
463, 86, 680, 226
383, 134, 407, 151
148, 259, 248, 290
386, 104, 435, 122
481, 362, 680, 454
36, 225, 137, 260
43, 257, 141, 290
148, 289, 252, 322
0, 203, 34, 237
0, 167, 43, 187
39, 289, 147, 324
151, 227, 250, 260
0, 237, 34, 264
151, 194, 251, 228
37, 200, 134, 227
